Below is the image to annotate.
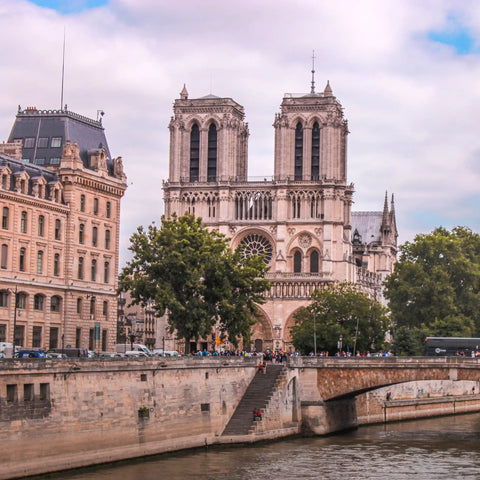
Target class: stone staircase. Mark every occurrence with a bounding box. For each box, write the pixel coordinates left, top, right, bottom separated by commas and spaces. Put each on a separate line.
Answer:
222, 364, 286, 436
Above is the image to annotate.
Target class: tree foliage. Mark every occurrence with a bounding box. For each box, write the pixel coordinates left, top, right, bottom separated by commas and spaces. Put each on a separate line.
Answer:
290, 282, 391, 355
119, 214, 270, 348
384, 226, 480, 355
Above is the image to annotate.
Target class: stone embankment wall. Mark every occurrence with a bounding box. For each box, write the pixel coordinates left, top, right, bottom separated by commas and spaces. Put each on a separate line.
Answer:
2, 357, 480, 479
0, 357, 261, 480
356, 379, 480, 424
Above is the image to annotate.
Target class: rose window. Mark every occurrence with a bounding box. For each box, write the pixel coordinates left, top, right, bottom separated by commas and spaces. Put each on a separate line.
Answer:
240, 234, 273, 265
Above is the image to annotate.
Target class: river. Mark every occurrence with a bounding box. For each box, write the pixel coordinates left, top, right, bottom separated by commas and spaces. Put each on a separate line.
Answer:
45, 413, 480, 480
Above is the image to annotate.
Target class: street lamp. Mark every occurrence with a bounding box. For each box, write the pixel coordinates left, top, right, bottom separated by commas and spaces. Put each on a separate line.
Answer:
9, 286, 18, 358
353, 317, 359, 356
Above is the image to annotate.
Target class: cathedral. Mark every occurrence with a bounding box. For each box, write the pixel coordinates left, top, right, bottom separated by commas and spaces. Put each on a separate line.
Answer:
163, 79, 397, 353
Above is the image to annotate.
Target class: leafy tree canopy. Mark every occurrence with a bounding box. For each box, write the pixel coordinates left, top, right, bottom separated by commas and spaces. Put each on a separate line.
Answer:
384, 226, 480, 355
119, 214, 270, 348
290, 282, 391, 355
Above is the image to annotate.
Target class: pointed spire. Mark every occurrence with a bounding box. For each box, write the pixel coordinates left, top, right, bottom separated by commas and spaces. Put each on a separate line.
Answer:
390, 193, 395, 215
180, 84, 188, 100
310, 50, 316, 94
324, 80, 332, 97
383, 191, 389, 217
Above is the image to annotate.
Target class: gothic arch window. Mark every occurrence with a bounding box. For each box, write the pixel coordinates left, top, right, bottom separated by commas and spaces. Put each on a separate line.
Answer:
293, 250, 302, 273
311, 121, 320, 180
295, 122, 303, 180
207, 123, 217, 182
292, 196, 301, 219
310, 250, 319, 273
190, 123, 200, 182
240, 234, 273, 265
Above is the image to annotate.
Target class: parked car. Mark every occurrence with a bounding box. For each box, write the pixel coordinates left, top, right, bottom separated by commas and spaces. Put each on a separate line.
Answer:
124, 350, 149, 358
16, 349, 47, 358
46, 351, 67, 359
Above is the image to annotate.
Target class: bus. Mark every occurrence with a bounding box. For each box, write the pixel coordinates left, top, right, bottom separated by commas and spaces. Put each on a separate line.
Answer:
425, 337, 480, 356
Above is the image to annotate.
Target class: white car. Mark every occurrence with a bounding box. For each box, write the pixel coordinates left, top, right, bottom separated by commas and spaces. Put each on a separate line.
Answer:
124, 350, 149, 357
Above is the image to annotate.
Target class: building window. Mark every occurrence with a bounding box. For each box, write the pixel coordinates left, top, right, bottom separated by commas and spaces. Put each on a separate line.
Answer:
79, 223, 84, 244
190, 123, 200, 182
34, 294, 44, 311
20, 211, 27, 233
49, 327, 58, 349
78, 257, 84, 279
90, 297, 95, 317
24, 137, 35, 148
207, 123, 217, 182
80, 194, 85, 212
35, 158, 45, 165
37, 137, 48, 148
19, 247, 26, 271
294, 251, 302, 273
105, 229, 110, 249
295, 122, 303, 180
2, 207, 8, 229
1, 244, 7, 269
91, 259, 97, 281
103, 300, 108, 316
37, 250, 43, 274
38, 215, 44, 236
92, 226, 98, 247
93, 198, 98, 215
104, 261, 109, 283
76, 297, 82, 314
310, 250, 319, 273
32, 326, 42, 348
50, 158, 61, 166
16, 293, 26, 310
7, 384, 17, 403
106, 201, 111, 218
50, 295, 61, 312
54, 253, 60, 276
75, 328, 82, 348
311, 121, 320, 180
102, 329, 107, 352
51, 137, 62, 148
55, 219, 61, 240
0, 291, 8, 308
40, 383, 50, 401
0, 323, 5, 341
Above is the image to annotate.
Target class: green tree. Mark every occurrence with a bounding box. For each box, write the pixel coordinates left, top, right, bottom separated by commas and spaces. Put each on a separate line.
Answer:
384, 226, 480, 355
290, 282, 391, 355
119, 214, 270, 351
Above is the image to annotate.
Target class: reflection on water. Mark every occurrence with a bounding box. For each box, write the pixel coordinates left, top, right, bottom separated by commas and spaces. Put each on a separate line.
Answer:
45, 413, 480, 480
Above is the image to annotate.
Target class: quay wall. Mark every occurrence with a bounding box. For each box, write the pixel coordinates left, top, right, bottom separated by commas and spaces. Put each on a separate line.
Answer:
1, 358, 480, 479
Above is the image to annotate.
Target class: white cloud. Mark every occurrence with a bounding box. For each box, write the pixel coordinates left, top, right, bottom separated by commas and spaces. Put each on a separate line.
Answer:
1, 0, 480, 264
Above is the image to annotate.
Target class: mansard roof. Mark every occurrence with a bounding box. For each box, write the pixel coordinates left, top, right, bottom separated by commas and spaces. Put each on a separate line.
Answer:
0, 152, 63, 203
8, 107, 113, 173
351, 211, 383, 245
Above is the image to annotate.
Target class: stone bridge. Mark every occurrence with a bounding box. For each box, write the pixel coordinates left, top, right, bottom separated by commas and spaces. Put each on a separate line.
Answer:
288, 356, 480, 434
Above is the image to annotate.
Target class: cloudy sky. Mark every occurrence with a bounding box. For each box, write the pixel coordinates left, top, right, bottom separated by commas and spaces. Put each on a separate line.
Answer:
1, 0, 479, 265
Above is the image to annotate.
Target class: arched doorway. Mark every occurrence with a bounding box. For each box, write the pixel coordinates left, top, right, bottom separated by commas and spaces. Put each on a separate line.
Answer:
249, 310, 274, 353
284, 308, 306, 353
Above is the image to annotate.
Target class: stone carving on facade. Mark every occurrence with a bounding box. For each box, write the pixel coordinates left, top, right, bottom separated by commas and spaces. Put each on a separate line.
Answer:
287, 228, 296, 236
276, 250, 286, 262
113, 157, 126, 181
269, 225, 277, 235
298, 233, 312, 248
314, 227, 323, 236
229, 226, 237, 234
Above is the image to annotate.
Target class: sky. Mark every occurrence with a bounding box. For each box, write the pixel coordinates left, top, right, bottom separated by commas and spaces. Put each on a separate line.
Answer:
1, 0, 480, 266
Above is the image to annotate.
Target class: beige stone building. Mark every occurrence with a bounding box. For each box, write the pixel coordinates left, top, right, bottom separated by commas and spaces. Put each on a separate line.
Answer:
0, 107, 126, 352
163, 81, 397, 353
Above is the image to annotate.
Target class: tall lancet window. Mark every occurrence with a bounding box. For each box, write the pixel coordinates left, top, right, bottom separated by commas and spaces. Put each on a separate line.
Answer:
294, 122, 303, 180
311, 121, 320, 180
190, 123, 200, 182
207, 123, 217, 182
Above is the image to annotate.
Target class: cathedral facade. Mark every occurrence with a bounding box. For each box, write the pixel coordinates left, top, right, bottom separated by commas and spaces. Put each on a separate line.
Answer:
163, 82, 397, 353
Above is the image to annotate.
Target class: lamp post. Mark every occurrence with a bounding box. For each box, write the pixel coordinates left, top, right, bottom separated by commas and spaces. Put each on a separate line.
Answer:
10, 286, 17, 358
313, 310, 317, 356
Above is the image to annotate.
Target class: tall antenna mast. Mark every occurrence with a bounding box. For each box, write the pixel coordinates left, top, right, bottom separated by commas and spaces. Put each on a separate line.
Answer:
310, 50, 316, 94
60, 28, 66, 110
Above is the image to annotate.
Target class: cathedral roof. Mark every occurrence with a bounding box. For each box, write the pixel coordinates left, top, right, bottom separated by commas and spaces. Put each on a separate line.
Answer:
351, 211, 383, 245
8, 107, 113, 173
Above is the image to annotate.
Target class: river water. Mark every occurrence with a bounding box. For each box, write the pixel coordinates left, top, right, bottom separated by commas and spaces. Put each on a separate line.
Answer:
48, 413, 480, 480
